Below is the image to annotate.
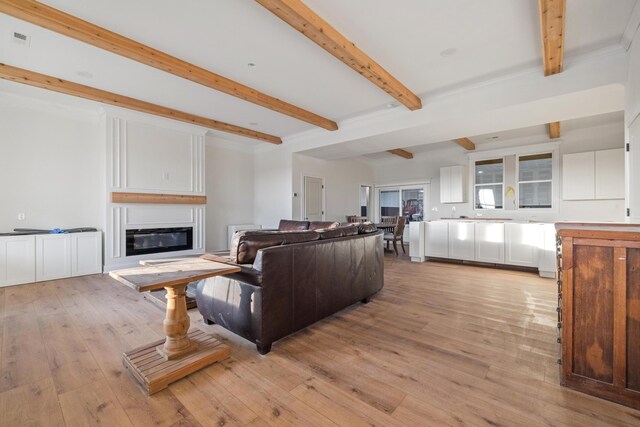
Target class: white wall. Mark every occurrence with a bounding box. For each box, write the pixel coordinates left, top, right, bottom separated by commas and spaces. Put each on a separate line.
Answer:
253, 148, 293, 229
373, 121, 625, 222
205, 138, 255, 251
0, 94, 104, 232
292, 154, 374, 223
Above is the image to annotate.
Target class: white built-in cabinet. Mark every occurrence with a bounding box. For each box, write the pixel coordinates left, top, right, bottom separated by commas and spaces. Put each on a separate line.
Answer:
0, 232, 102, 287
504, 223, 539, 267
440, 165, 466, 203
425, 221, 449, 258
562, 148, 624, 200
416, 221, 555, 277
474, 222, 505, 264
0, 235, 36, 287
36, 234, 72, 281
448, 221, 475, 261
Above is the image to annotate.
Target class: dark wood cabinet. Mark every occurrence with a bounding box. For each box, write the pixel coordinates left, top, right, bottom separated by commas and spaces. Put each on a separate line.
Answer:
558, 226, 640, 409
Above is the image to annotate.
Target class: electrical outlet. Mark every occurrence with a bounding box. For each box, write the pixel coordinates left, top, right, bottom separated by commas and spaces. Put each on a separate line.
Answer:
17, 213, 25, 221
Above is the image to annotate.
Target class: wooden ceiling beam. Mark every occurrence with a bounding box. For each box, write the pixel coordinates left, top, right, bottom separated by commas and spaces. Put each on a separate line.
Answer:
387, 149, 413, 159
548, 121, 561, 139
256, 0, 422, 111
0, 0, 337, 131
538, 0, 566, 76
454, 138, 476, 151
0, 63, 282, 144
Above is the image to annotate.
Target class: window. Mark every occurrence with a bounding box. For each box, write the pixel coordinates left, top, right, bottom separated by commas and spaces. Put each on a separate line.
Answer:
518, 153, 552, 208
360, 185, 371, 216
474, 158, 503, 209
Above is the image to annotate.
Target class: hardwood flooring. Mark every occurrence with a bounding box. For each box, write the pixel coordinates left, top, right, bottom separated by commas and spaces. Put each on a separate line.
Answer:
2, 253, 640, 426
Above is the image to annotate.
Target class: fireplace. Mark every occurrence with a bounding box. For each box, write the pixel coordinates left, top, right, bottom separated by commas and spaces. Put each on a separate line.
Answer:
126, 227, 193, 256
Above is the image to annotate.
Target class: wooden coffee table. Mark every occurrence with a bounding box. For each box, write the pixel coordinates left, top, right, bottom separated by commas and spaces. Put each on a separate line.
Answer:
110, 258, 240, 395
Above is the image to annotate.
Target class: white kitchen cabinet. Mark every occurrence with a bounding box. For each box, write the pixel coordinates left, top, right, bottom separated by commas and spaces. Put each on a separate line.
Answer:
563, 152, 595, 200
505, 223, 540, 267
563, 149, 625, 201
538, 223, 557, 278
425, 221, 449, 258
448, 221, 475, 261
71, 232, 102, 276
440, 165, 466, 203
409, 221, 425, 262
0, 235, 36, 287
36, 234, 72, 281
595, 148, 625, 199
474, 222, 505, 264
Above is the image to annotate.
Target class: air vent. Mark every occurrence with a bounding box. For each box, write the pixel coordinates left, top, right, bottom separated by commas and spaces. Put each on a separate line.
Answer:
12, 31, 31, 46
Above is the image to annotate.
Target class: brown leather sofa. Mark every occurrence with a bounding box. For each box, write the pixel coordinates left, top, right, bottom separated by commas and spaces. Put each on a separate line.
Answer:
196, 222, 383, 354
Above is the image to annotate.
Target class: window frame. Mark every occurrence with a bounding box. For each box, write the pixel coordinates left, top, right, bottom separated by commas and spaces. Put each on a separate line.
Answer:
473, 157, 505, 210
516, 152, 553, 210
467, 142, 561, 214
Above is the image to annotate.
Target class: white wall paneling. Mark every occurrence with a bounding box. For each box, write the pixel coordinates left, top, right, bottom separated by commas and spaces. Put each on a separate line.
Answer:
107, 116, 206, 195
409, 221, 425, 262
105, 113, 207, 270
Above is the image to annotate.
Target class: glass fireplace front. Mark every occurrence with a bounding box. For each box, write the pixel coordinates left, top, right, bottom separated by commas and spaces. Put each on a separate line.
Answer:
126, 227, 193, 256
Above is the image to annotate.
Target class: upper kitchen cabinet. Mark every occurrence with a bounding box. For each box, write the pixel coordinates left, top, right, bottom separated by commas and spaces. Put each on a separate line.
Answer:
562, 148, 624, 200
440, 165, 466, 203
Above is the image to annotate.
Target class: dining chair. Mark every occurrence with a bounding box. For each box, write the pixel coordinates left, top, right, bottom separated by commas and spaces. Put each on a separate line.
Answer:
383, 216, 406, 255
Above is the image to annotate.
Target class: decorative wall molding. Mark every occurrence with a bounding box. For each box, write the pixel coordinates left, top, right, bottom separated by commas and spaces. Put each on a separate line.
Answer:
105, 112, 207, 270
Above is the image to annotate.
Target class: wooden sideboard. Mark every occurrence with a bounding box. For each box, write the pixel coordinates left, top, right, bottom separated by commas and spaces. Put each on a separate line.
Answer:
557, 224, 640, 409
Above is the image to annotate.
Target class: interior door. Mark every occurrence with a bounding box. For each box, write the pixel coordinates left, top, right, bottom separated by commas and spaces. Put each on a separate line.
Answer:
304, 176, 324, 221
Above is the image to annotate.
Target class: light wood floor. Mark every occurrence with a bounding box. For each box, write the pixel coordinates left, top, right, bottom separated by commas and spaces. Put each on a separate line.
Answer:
2, 253, 640, 426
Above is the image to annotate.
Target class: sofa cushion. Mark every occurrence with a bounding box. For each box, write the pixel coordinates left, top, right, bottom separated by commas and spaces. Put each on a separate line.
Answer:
316, 224, 359, 240
309, 221, 339, 231
278, 219, 310, 231
230, 230, 319, 264
341, 224, 359, 236
357, 222, 378, 234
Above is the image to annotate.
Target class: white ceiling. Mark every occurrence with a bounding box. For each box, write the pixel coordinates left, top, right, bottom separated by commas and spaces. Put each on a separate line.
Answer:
361, 111, 625, 160
0, 0, 636, 147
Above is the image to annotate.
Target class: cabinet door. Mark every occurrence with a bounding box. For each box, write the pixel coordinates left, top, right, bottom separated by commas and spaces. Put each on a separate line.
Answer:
505, 223, 539, 267
35, 234, 71, 281
562, 152, 595, 200
0, 236, 36, 287
595, 148, 625, 200
440, 167, 451, 203
71, 232, 102, 277
474, 222, 504, 263
449, 165, 465, 203
448, 222, 475, 261
538, 224, 557, 277
426, 221, 449, 258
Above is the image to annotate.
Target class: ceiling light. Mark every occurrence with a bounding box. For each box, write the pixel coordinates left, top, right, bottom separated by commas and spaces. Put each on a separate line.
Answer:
76, 71, 93, 78
247, 62, 256, 68
440, 47, 457, 58
249, 122, 258, 126
385, 102, 398, 109
485, 136, 499, 140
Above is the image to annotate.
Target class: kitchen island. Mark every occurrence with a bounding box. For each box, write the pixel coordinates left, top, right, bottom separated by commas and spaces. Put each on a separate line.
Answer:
556, 222, 640, 409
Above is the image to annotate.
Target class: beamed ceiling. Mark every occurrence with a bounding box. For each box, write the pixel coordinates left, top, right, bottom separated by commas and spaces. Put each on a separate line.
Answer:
0, 0, 636, 156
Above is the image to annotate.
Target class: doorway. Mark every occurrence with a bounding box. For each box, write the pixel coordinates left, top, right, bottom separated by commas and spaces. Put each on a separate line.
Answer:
303, 176, 324, 221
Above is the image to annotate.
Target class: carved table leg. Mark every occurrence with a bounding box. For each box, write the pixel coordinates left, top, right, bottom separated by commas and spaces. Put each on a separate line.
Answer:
156, 284, 197, 360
